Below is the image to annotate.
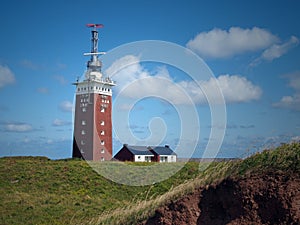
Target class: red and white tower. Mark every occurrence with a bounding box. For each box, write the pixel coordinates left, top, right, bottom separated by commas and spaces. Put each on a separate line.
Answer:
72, 24, 115, 161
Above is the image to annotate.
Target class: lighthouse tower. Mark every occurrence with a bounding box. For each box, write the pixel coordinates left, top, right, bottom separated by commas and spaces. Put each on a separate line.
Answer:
72, 24, 115, 161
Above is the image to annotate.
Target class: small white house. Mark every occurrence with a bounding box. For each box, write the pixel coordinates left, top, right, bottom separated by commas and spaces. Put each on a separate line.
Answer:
114, 144, 177, 162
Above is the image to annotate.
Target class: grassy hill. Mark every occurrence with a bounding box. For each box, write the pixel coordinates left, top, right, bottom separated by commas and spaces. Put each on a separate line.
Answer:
0, 142, 299, 224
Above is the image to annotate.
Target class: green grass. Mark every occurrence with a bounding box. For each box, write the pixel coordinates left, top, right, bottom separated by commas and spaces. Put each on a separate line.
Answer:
0, 157, 200, 225
1, 142, 299, 225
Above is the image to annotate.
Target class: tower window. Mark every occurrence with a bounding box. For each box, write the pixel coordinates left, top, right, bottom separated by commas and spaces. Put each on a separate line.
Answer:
80, 149, 84, 153
101, 107, 105, 113
101, 130, 105, 135
82, 107, 86, 112
81, 140, 85, 145
82, 120, 86, 125
101, 149, 105, 153
101, 157, 105, 161
100, 121, 105, 126
81, 130, 86, 135
101, 140, 105, 145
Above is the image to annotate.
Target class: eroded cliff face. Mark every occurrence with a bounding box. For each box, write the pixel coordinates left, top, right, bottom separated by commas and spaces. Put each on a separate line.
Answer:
143, 171, 300, 225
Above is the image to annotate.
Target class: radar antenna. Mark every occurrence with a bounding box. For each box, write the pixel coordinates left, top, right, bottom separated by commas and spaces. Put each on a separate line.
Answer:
84, 23, 106, 71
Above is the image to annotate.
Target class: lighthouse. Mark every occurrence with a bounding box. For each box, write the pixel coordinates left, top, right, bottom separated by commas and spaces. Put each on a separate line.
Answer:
72, 24, 115, 161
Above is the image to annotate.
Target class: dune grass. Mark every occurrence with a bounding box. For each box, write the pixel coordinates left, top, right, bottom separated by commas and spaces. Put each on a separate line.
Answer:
93, 142, 300, 224
1, 142, 299, 225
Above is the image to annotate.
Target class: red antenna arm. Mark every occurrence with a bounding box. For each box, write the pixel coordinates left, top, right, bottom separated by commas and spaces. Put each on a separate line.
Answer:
86, 23, 104, 28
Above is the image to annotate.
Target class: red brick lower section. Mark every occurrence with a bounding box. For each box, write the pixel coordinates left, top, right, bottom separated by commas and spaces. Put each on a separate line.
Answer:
94, 94, 113, 160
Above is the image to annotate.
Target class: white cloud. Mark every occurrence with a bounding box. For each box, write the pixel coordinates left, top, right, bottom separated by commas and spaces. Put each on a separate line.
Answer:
59, 101, 73, 112
0, 65, 16, 88
4, 123, 33, 132
106, 55, 262, 105
273, 94, 300, 111
261, 36, 299, 60
52, 119, 71, 126
285, 71, 300, 91
251, 36, 299, 66
186, 27, 279, 58
273, 71, 300, 111
201, 75, 262, 103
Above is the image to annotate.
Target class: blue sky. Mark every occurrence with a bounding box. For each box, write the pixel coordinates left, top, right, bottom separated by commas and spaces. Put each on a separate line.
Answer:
0, 0, 300, 159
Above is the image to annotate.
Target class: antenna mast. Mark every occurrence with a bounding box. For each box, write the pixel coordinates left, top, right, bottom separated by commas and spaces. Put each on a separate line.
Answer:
84, 24, 105, 72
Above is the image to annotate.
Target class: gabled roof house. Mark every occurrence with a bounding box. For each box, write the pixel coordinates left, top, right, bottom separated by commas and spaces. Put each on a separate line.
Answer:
114, 144, 177, 162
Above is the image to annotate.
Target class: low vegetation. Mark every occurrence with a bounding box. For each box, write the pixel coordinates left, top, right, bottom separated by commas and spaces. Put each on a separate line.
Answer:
0, 142, 299, 225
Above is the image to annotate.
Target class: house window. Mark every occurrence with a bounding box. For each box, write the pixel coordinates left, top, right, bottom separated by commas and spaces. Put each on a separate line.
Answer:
101, 130, 105, 135
101, 140, 105, 145
81, 130, 85, 135
145, 156, 151, 162
82, 120, 86, 125
137, 156, 141, 160
100, 121, 105, 126
160, 156, 167, 162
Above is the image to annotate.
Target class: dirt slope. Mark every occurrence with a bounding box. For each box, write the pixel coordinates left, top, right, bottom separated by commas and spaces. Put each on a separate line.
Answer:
143, 171, 300, 225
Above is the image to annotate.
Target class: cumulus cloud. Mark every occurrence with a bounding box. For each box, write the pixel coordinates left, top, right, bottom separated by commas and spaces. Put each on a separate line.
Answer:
4, 123, 33, 132
59, 101, 73, 112
106, 55, 262, 105
52, 119, 71, 126
207, 75, 262, 103
273, 71, 300, 111
0, 65, 16, 88
251, 36, 299, 66
273, 95, 300, 111
186, 27, 279, 58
